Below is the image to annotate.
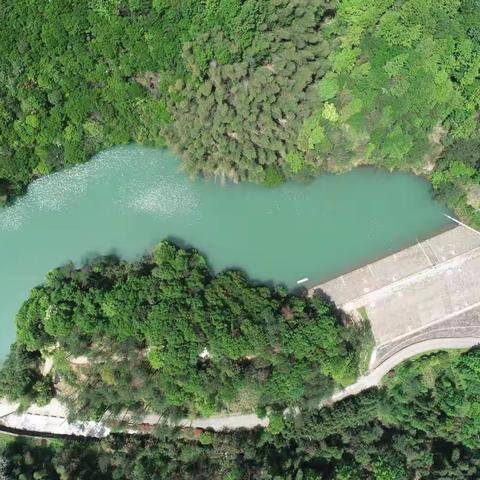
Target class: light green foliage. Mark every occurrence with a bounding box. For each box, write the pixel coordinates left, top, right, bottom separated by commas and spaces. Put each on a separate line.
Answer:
318, 75, 339, 101
263, 165, 285, 187
199, 431, 215, 445
0, 2, 480, 478
356, 321, 375, 375
305, 0, 480, 170
285, 151, 305, 174
372, 457, 408, 480
322, 103, 339, 123
331, 47, 360, 74
298, 115, 327, 152
267, 411, 285, 435
0, 0, 478, 223
432, 160, 476, 190
383, 53, 409, 79
340, 98, 363, 122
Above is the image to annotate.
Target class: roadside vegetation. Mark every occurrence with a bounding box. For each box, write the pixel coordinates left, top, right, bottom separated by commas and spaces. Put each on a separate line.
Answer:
2, 347, 480, 479
1, 0, 479, 227
0, 241, 368, 419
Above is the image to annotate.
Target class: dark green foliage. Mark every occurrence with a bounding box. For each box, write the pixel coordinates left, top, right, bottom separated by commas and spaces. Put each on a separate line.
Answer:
0, 0, 268, 201
0, 437, 61, 480
431, 136, 480, 228
165, 0, 480, 199
381, 348, 480, 448
0, 344, 54, 408
0, 436, 107, 480
10, 241, 366, 418
0, 1, 176, 199
1, 1, 480, 477
1, 0, 479, 237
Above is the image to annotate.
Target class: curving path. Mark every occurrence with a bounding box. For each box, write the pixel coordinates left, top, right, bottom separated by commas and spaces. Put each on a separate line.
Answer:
1, 336, 478, 436
328, 337, 480, 404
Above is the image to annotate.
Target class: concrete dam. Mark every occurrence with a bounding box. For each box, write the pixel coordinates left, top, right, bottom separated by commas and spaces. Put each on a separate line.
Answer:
310, 223, 480, 370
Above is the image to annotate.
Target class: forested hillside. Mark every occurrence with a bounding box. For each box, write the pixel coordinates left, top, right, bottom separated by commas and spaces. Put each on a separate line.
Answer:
0, 241, 369, 418
1, 0, 479, 224
2, 347, 480, 479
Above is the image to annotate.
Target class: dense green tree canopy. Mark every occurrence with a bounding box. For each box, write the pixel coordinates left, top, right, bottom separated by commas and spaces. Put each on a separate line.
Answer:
5, 241, 367, 418
165, 1, 334, 184
1, 0, 479, 227
1, 1, 480, 477
0, 0, 276, 202
299, 0, 480, 172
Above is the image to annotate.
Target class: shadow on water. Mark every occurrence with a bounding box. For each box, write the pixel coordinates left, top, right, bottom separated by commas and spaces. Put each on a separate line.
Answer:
166, 235, 293, 291
165, 235, 198, 252
0, 145, 453, 359
80, 249, 120, 266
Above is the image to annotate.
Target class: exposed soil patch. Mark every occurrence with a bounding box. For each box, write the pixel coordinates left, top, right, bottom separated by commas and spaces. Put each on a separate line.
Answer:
134, 71, 162, 97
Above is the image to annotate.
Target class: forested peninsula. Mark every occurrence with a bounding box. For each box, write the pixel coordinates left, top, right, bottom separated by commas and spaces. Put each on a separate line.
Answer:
1, 0, 479, 225
0, 241, 369, 418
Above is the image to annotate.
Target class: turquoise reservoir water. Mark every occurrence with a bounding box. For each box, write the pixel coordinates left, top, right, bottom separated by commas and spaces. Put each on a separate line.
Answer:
0, 145, 451, 359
